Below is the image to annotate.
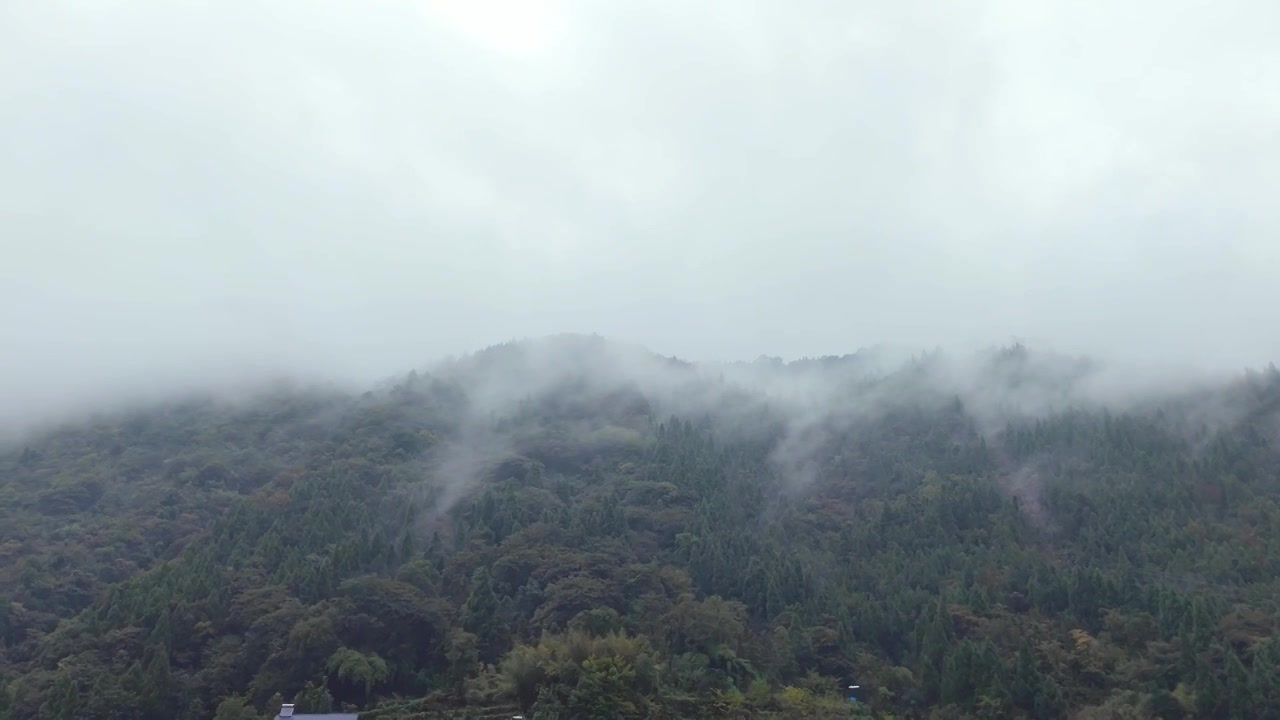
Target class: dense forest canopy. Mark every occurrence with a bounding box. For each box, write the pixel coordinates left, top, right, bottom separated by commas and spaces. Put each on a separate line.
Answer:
2, 334, 1279, 719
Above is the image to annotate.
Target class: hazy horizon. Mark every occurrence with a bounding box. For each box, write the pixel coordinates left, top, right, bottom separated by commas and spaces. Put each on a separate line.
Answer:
3, 1, 1279, 433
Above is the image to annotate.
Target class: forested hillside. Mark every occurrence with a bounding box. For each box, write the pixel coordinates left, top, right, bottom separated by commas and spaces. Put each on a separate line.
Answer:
3, 336, 1280, 719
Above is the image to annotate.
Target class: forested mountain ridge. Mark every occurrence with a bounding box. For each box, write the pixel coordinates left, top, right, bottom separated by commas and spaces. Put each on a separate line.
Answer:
0, 388, 351, 634
3, 335, 1280, 720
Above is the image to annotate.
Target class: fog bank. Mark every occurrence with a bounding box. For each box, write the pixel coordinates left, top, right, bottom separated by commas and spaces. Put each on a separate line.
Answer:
3, 0, 1278, 434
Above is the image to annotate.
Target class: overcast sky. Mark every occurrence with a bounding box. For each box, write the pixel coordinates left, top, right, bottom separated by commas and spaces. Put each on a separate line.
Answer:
2, 0, 1278, 426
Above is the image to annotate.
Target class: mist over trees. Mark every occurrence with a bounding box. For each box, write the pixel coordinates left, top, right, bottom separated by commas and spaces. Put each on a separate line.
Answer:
2, 335, 1280, 719
6, 0, 1279, 717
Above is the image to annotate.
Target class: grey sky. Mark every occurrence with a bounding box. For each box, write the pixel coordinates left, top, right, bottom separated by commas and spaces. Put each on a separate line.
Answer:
2, 0, 1278, 428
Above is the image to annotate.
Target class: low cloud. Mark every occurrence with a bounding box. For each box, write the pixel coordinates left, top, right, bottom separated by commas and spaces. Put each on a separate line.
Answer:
2, 1, 1278, 436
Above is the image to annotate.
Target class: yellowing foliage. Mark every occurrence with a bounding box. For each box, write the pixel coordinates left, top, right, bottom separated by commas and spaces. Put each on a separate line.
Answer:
1071, 628, 1096, 651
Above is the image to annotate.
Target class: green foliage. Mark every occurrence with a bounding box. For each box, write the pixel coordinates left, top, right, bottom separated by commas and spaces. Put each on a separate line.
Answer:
295, 680, 334, 713
326, 648, 389, 697
568, 655, 639, 718
213, 695, 258, 720
3, 345, 1280, 720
